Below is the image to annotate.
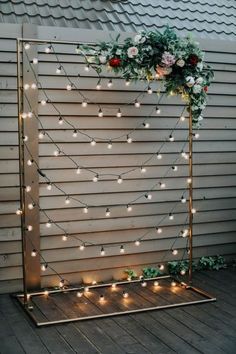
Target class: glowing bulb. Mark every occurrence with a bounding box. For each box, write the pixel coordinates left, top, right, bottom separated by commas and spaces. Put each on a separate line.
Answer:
127, 204, 132, 212
72, 129, 78, 138
141, 280, 147, 287
56, 66, 62, 74
134, 100, 140, 108
111, 283, 116, 289
77, 291, 83, 297
169, 213, 174, 220
171, 281, 177, 287
84, 286, 89, 293
172, 166, 178, 171
21, 112, 27, 119
123, 291, 129, 298
58, 116, 63, 125
24, 42, 30, 50
172, 249, 178, 255
105, 208, 110, 217
141, 166, 146, 173
159, 182, 166, 189
41, 264, 48, 271
107, 141, 112, 149
28, 203, 35, 210
143, 122, 150, 128
159, 264, 165, 271
46, 220, 52, 228
180, 115, 185, 121
79, 244, 85, 251
45, 45, 52, 53
90, 139, 96, 146
156, 106, 161, 114
62, 235, 68, 241
32, 58, 38, 64
93, 174, 98, 182
66, 84, 72, 91
187, 178, 192, 184
99, 295, 105, 302
44, 290, 49, 296
180, 269, 186, 275
120, 245, 125, 253
27, 112, 33, 118
100, 247, 105, 256
145, 193, 152, 200
24, 83, 30, 90
156, 153, 162, 160
41, 99, 47, 106
59, 279, 65, 288
31, 83, 37, 89
127, 135, 132, 143
84, 65, 90, 72
125, 79, 130, 86
27, 159, 33, 166
135, 240, 140, 246
98, 108, 103, 117
23, 135, 28, 142
107, 79, 113, 88
25, 185, 31, 192
116, 109, 122, 118
76, 167, 81, 174
31, 249, 37, 257
191, 208, 196, 214
65, 196, 70, 204
81, 100, 88, 107
147, 86, 152, 94
38, 131, 45, 139
154, 281, 159, 287
117, 176, 123, 184
194, 133, 200, 139
156, 227, 162, 234
169, 135, 174, 142
16, 209, 23, 215
181, 229, 189, 237
181, 196, 187, 203
54, 149, 60, 156
47, 183, 52, 190
96, 80, 101, 90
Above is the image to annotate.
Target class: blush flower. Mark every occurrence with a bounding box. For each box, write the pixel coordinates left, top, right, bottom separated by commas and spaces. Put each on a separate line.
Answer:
161, 51, 176, 67
127, 46, 139, 58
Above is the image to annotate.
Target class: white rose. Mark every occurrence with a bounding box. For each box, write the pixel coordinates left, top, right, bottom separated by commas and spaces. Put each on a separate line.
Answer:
127, 46, 139, 58
99, 55, 107, 64
176, 59, 185, 67
186, 76, 195, 87
193, 84, 202, 94
197, 62, 203, 71
134, 34, 146, 43
196, 77, 204, 84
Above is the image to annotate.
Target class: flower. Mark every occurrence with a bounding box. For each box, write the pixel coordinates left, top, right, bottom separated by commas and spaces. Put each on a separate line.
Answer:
161, 51, 176, 67
99, 55, 107, 64
204, 86, 208, 92
134, 34, 146, 43
127, 46, 139, 58
186, 76, 195, 87
193, 84, 202, 94
109, 57, 122, 67
188, 54, 199, 66
196, 77, 204, 85
176, 59, 185, 67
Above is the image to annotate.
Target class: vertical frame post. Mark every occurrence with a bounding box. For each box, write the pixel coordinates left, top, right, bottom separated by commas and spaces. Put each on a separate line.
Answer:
188, 107, 193, 283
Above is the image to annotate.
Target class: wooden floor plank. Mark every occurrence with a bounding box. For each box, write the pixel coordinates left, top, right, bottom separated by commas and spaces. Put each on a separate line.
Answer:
0, 335, 26, 354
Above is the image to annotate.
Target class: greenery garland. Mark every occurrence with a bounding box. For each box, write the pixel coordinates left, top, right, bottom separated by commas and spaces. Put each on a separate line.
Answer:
78, 27, 214, 127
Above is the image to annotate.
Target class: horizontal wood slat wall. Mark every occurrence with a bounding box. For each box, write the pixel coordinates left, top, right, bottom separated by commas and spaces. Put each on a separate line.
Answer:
0, 24, 236, 293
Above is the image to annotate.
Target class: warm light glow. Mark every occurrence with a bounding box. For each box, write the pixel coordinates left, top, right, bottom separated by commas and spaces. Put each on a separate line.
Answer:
38, 131, 45, 139
172, 166, 178, 171
145, 193, 152, 200
105, 208, 111, 217
125, 79, 130, 86
27, 225, 33, 231
41, 99, 47, 106
191, 208, 197, 214
23, 135, 28, 142
90, 139, 96, 146
116, 109, 122, 118
127, 135, 132, 143
81, 100, 88, 107
24, 83, 30, 90
141, 166, 146, 173
135, 240, 140, 246
156, 106, 161, 115
58, 117, 64, 125
21, 112, 27, 119
187, 178, 192, 184
24, 42, 31, 50
127, 204, 132, 212
180, 115, 185, 121
45, 45, 52, 53
159, 264, 164, 271
79, 244, 85, 251
98, 108, 103, 117
83, 206, 89, 214
100, 247, 105, 256
56, 66, 62, 74
16, 209, 23, 215
194, 133, 200, 139
120, 245, 125, 253
44, 290, 49, 296
31, 249, 37, 257
107, 79, 113, 88
181, 196, 187, 203
41, 264, 48, 271
46, 220, 51, 228
99, 294, 105, 302
27, 112, 33, 118
65, 196, 71, 204
117, 176, 123, 184
123, 291, 129, 298
76, 167, 81, 174
154, 281, 159, 287
31, 83, 37, 89
156, 227, 162, 234
32, 58, 38, 64
77, 291, 83, 297
143, 122, 150, 128
84, 286, 89, 293
159, 182, 166, 189
172, 249, 178, 255
47, 183, 52, 190
147, 86, 153, 94
28, 203, 35, 210
156, 153, 162, 160
141, 280, 147, 287
72, 129, 78, 138
84, 65, 90, 72
107, 141, 112, 149
180, 269, 186, 275
171, 281, 177, 287
93, 174, 99, 182
59, 279, 65, 288
27, 159, 33, 166
25, 185, 31, 192
62, 235, 68, 241
169, 135, 174, 142
181, 229, 189, 237
134, 99, 140, 108
111, 283, 117, 289
66, 84, 72, 91
169, 213, 174, 220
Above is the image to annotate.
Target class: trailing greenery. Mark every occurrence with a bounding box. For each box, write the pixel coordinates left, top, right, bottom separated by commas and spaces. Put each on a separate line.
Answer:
142, 267, 163, 278
124, 269, 138, 280
78, 27, 214, 127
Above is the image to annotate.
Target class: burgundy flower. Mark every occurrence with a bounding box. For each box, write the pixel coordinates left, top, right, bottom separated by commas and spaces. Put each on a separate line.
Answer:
204, 86, 208, 92
188, 54, 199, 66
109, 57, 122, 67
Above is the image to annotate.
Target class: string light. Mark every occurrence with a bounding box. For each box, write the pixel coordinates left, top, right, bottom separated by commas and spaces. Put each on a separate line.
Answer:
141, 166, 146, 173
159, 182, 166, 188
191, 208, 196, 214
58, 116, 64, 125
81, 100, 88, 107
126, 135, 132, 143
154, 281, 159, 287
84, 64, 90, 72
59, 279, 65, 288
156, 227, 162, 234
159, 264, 165, 271
25, 185, 31, 192
53, 149, 60, 156
135, 240, 140, 246
107, 141, 112, 149
134, 99, 140, 108
171, 281, 177, 287
111, 283, 117, 289
120, 245, 125, 253
16, 209, 23, 215
28, 202, 35, 210
24, 42, 31, 50
125, 79, 130, 86
156, 106, 161, 114
127, 204, 132, 212
21, 112, 28, 119
93, 174, 99, 182
116, 108, 122, 118
46, 220, 52, 228
38, 131, 45, 139
169, 134, 174, 142
99, 295, 105, 302
65, 196, 71, 205
32, 58, 38, 64
31, 83, 37, 89
83, 206, 89, 214
181, 229, 189, 237
107, 79, 113, 88
90, 139, 96, 146
187, 178, 192, 184
31, 249, 37, 257
117, 176, 123, 184
96, 80, 101, 90
27, 111, 33, 118
169, 213, 174, 220
77, 291, 83, 297
27, 159, 33, 166
98, 108, 103, 117
72, 129, 78, 138
180, 115, 185, 121
172, 249, 178, 255
123, 291, 129, 298
23, 83, 30, 90
180, 269, 186, 275
172, 166, 178, 171
56, 66, 62, 74
100, 247, 105, 256
41, 263, 48, 271
66, 83, 72, 91
79, 244, 85, 251
46, 182, 52, 190
41, 99, 47, 106
22, 135, 28, 142
145, 193, 152, 200
84, 286, 89, 293
147, 86, 153, 94
141, 280, 147, 287
156, 153, 162, 160
45, 45, 52, 53
105, 208, 111, 217
181, 196, 187, 203
143, 122, 150, 128
193, 133, 200, 139
62, 234, 68, 241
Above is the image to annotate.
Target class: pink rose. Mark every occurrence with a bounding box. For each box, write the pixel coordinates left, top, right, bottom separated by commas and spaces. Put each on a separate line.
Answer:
127, 46, 139, 58
161, 51, 176, 67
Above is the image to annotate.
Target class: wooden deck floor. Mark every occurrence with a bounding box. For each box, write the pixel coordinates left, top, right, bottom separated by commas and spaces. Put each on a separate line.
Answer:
0, 268, 235, 354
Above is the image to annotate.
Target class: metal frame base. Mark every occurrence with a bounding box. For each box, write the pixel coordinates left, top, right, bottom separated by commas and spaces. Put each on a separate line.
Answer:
15, 276, 216, 327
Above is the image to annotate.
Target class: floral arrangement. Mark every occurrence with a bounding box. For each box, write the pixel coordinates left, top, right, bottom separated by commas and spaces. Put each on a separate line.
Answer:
78, 27, 214, 126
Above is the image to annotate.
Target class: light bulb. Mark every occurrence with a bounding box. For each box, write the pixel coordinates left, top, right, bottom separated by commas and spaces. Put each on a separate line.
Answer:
22, 135, 28, 142
154, 281, 159, 287
100, 247, 105, 256
172, 249, 178, 255
143, 122, 150, 128
159, 264, 165, 271
120, 245, 125, 253
181, 196, 186, 203
194, 133, 200, 139
107, 141, 112, 149
16, 208, 23, 215
24, 83, 30, 90
96, 80, 101, 90
76, 167, 81, 174
31, 249, 37, 257
116, 109, 122, 118
81, 100, 88, 107
141, 166, 146, 173
135, 240, 140, 246
72, 129, 78, 138
147, 86, 152, 94
187, 178, 192, 184
107, 79, 113, 88
159, 182, 166, 189
41, 263, 48, 271
58, 116, 64, 125
123, 291, 129, 298
100, 295, 105, 302
90, 139, 96, 146
127, 204, 132, 212
156, 227, 162, 234
24, 42, 30, 50
169, 135, 174, 142
77, 291, 83, 297
105, 208, 110, 217
65, 196, 70, 204
180, 115, 185, 121
21, 112, 27, 119
172, 166, 178, 171
141, 280, 147, 287
169, 213, 174, 220
27, 159, 33, 166
127, 135, 132, 143
79, 244, 85, 251
25, 185, 31, 192
156, 153, 162, 160
54, 149, 60, 156
156, 106, 161, 114
93, 174, 98, 182
56, 66, 62, 74
171, 281, 177, 287
45, 45, 52, 53
62, 235, 68, 241
84, 286, 89, 293
191, 208, 196, 214
98, 108, 103, 117
111, 283, 116, 289
134, 100, 140, 108
38, 131, 45, 139
28, 203, 35, 210
47, 183, 52, 190
181, 229, 189, 237
46, 220, 51, 228
32, 58, 38, 64
31, 83, 37, 89
44, 290, 49, 296
59, 279, 65, 288
66, 84, 72, 91
41, 99, 47, 106
27, 112, 33, 118
83, 206, 88, 214
84, 65, 90, 72
145, 193, 152, 200
117, 176, 123, 184
125, 79, 130, 86
180, 269, 186, 275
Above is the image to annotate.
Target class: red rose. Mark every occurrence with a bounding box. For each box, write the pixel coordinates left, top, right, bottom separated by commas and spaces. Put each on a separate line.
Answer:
188, 54, 199, 66
204, 86, 208, 92
109, 57, 121, 67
